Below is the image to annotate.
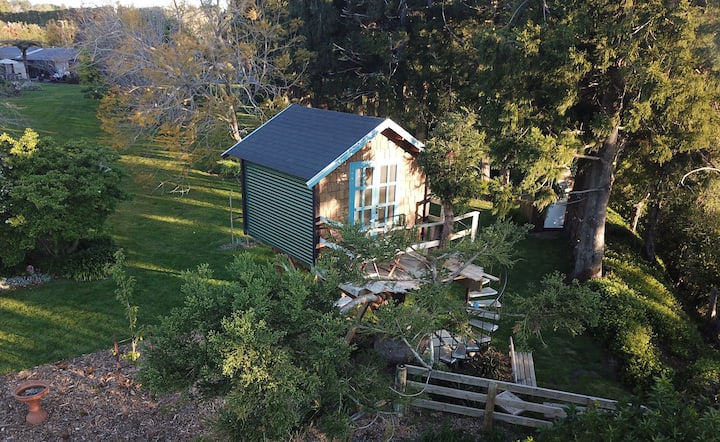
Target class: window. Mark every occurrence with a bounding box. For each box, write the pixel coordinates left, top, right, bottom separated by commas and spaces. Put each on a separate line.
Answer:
349, 161, 399, 228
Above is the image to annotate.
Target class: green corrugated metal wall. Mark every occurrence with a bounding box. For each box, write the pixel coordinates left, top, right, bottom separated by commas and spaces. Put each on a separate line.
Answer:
245, 162, 315, 266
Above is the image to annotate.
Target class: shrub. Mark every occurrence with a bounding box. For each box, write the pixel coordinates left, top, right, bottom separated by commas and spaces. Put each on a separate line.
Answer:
531, 377, 720, 442
46, 236, 118, 281
140, 254, 355, 441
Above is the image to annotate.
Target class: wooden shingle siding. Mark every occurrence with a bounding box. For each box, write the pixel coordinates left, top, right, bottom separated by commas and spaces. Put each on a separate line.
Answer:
318, 135, 426, 225
245, 163, 315, 266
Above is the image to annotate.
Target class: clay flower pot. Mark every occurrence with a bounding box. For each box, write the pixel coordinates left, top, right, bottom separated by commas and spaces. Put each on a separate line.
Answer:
13, 380, 50, 424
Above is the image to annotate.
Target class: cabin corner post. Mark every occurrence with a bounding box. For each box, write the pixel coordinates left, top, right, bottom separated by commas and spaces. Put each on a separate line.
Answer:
313, 185, 321, 264
240, 160, 249, 235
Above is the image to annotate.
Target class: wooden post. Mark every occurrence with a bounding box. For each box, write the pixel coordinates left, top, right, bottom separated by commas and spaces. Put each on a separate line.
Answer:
470, 211, 479, 242
395, 365, 407, 415
707, 287, 718, 322
483, 381, 497, 431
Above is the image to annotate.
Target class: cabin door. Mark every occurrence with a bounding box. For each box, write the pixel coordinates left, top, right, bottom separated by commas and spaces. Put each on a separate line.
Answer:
349, 161, 399, 229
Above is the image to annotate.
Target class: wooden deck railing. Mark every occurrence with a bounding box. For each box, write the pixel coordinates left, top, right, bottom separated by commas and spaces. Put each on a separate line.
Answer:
396, 364, 617, 430
318, 211, 480, 252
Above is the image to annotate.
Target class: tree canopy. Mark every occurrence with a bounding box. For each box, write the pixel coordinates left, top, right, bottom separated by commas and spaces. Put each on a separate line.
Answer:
0, 129, 127, 267
469, 0, 720, 280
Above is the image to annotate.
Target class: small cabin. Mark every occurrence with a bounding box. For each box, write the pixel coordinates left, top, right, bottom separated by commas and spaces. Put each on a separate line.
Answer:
222, 104, 427, 266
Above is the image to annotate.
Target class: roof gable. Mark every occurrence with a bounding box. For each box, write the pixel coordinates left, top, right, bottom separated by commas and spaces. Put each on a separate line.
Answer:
222, 105, 424, 188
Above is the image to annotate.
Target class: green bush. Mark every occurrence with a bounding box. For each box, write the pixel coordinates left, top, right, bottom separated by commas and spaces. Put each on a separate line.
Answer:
139, 253, 356, 441
531, 377, 720, 442
46, 236, 118, 281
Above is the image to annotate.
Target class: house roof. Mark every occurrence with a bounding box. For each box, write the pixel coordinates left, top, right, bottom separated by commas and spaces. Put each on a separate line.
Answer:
25, 47, 78, 62
0, 47, 21, 59
222, 104, 424, 188
0, 46, 78, 62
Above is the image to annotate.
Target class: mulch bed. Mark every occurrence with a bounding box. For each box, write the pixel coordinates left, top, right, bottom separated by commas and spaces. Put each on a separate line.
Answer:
0, 346, 222, 441
1, 346, 515, 441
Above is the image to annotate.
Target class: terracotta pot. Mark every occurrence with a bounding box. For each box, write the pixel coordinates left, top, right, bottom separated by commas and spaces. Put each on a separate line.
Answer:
13, 380, 50, 424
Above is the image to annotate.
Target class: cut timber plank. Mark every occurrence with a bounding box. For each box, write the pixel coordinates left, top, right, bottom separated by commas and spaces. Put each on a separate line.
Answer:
468, 288, 499, 299
443, 257, 500, 282
452, 343, 468, 359
338, 283, 367, 297
510, 337, 537, 387
468, 299, 502, 309
496, 390, 527, 415
470, 319, 499, 333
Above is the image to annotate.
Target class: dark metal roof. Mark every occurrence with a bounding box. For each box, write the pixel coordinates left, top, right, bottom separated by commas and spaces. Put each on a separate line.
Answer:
222, 104, 424, 188
0, 47, 78, 62
25, 47, 78, 62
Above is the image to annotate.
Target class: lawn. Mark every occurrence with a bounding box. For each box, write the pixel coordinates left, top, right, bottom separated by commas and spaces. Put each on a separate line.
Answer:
0, 84, 629, 402
0, 84, 270, 373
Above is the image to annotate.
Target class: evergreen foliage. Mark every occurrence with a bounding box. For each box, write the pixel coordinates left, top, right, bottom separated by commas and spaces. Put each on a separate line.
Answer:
0, 129, 127, 268
140, 222, 529, 439
531, 377, 720, 442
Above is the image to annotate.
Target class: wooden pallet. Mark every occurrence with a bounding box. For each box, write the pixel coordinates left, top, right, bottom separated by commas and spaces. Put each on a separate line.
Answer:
510, 337, 537, 387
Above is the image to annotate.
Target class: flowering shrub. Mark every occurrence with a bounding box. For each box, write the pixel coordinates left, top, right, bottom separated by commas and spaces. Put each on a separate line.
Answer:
0, 272, 51, 290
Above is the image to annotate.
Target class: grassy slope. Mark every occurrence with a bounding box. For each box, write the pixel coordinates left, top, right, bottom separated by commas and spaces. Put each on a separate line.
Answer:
492, 232, 630, 401
0, 84, 270, 373
1, 85, 632, 403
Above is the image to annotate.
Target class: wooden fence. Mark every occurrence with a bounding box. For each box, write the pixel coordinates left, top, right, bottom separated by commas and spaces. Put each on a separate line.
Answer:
397, 364, 617, 429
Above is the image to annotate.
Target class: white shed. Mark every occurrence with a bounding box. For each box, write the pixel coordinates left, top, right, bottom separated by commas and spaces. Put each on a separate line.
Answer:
0, 58, 27, 80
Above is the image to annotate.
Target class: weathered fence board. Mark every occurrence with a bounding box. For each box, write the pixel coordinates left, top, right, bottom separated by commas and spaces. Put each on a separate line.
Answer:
400, 364, 617, 429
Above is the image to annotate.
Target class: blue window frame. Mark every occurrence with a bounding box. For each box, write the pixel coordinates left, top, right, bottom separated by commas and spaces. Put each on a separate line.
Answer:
349, 161, 399, 228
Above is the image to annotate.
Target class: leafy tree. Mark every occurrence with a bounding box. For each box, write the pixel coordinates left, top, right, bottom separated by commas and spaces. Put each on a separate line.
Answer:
78, 3, 310, 171
0, 129, 127, 267
473, 0, 720, 281
290, 0, 494, 135
508, 271, 601, 349
139, 255, 356, 441
418, 109, 487, 248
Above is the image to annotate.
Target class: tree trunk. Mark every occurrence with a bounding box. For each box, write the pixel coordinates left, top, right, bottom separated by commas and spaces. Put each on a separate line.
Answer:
643, 200, 661, 261
566, 125, 620, 282
631, 193, 650, 233
439, 199, 454, 249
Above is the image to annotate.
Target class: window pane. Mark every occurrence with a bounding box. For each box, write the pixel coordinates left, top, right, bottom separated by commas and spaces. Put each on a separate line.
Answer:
389, 165, 397, 182
364, 168, 373, 186
380, 166, 388, 183
379, 189, 387, 205
364, 188, 372, 204
388, 185, 396, 202
377, 207, 386, 222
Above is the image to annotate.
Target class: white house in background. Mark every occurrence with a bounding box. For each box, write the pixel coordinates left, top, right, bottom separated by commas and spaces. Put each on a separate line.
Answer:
0, 47, 78, 80
0, 58, 26, 80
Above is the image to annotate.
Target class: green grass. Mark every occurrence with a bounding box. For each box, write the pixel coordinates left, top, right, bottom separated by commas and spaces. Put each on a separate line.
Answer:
2, 83, 106, 140
0, 84, 271, 373
492, 232, 630, 401
0, 85, 629, 403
